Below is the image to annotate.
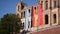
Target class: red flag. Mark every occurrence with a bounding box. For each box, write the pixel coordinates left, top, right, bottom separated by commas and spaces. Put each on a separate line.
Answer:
37, 3, 44, 26
31, 6, 34, 27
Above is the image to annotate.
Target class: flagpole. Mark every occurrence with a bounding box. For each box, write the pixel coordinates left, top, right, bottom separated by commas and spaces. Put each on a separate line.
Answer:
50, 0, 51, 26
36, 5, 38, 32
37, 0, 39, 32
30, 9, 32, 34
37, 2, 40, 32
30, 15, 31, 34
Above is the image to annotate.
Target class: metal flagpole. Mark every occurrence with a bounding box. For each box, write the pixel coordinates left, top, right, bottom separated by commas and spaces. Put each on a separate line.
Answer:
37, 0, 39, 32
30, 9, 31, 34
50, 0, 51, 26
37, 6, 38, 32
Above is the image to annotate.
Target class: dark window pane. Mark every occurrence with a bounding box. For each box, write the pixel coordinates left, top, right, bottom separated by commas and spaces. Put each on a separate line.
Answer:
18, 6, 20, 11
21, 3, 24, 10
53, 14, 56, 23
21, 12, 23, 19
31, 20, 32, 27
28, 21, 30, 28
29, 9, 30, 13
22, 23, 24, 29
54, 1, 56, 8
45, 0, 48, 9
45, 15, 48, 24
24, 11, 25, 17
41, 1, 43, 8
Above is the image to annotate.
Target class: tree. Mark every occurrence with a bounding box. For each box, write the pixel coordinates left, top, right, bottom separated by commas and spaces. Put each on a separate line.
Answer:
0, 14, 23, 34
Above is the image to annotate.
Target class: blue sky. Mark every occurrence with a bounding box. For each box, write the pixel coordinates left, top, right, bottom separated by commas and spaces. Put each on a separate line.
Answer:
0, 0, 38, 18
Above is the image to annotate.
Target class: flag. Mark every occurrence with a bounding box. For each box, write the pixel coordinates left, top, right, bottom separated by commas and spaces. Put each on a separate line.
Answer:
31, 6, 37, 27
37, 3, 44, 26
24, 9, 29, 30
34, 7, 37, 26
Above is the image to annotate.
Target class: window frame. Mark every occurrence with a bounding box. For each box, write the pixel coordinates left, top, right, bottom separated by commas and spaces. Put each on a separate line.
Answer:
45, 0, 48, 10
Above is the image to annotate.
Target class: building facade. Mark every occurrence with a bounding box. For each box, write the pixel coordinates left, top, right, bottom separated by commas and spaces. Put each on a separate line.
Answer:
16, 0, 60, 32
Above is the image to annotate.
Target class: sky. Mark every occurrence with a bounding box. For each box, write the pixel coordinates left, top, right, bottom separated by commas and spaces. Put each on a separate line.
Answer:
0, 0, 38, 18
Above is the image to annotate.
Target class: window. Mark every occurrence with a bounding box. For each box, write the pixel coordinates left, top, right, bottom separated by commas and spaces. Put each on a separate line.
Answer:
23, 23, 24, 27
53, 14, 56, 23
45, 0, 48, 9
29, 9, 30, 13
22, 22, 24, 29
24, 11, 25, 18
45, 15, 48, 24
21, 3, 24, 10
41, 1, 43, 8
28, 21, 30, 28
31, 20, 32, 27
54, 0, 57, 8
18, 6, 20, 11
21, 12, 23, 19
22, 12, 24, 18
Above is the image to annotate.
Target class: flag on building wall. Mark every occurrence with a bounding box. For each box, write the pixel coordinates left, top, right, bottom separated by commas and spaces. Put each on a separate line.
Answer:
34, 7, 37, 26
37, 3, 44, 26
24, 9, 29, 30
31, 6, 37, 27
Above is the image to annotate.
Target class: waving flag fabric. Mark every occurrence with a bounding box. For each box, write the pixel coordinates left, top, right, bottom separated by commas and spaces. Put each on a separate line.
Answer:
34, 7, 37, 26
31, 6, 37, 27
37, 3, 44, 26
24, 9, 29, 30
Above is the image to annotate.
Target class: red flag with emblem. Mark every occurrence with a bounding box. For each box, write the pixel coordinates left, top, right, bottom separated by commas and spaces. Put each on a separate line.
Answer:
37, 3, 44, 26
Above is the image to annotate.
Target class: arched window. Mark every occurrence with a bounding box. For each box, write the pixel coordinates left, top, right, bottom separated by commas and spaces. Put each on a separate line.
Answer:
24, 11, 25, 17
28, 21, 30, 28
23, 23, 24, 27
31, 20, 32, 27
54, 0, 58, 8
18, 6, 20, 11
41, 1, 43, 8
22, 12, 24, 18
45, 0, 48, 9
21, 3, 24, 10
45, 15, 48, 24
21, 12, 23, 19
29, 9, 30, 13
21, 12, 24, 18
53, 14, 56, 23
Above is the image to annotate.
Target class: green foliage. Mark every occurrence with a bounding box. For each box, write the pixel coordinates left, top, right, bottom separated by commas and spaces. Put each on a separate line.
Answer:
0, 14, 23, 34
